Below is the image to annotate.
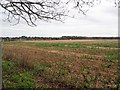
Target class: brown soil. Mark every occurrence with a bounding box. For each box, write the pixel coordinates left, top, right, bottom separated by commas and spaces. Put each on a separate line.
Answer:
21, 39, 118, 43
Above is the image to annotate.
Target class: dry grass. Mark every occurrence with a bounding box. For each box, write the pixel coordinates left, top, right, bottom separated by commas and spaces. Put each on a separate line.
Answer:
22, 39, 118, 43
2, 41, 119, 88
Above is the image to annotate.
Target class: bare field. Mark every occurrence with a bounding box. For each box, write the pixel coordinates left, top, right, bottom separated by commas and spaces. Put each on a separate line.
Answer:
22, 39, 118, 43
2, 40, 119, 88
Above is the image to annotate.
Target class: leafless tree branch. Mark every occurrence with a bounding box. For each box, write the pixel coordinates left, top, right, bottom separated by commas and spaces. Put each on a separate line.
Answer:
0, 0, 119, 26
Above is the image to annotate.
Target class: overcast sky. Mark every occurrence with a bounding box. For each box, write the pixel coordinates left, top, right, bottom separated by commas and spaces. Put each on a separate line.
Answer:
0, 0, 118, 37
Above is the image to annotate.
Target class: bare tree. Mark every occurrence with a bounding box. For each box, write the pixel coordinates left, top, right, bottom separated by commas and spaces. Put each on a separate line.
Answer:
0, 0, 68, 26
0, 0, 119, 26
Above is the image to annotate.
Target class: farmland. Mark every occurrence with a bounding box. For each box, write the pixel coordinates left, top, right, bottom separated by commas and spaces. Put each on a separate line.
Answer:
2, 40, 120, 88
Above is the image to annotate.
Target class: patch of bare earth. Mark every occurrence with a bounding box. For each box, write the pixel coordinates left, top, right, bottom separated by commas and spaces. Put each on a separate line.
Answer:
21, 39, 118, 43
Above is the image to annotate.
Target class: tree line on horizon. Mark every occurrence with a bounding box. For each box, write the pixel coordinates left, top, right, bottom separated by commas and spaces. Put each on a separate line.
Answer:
2, 36, 119, 41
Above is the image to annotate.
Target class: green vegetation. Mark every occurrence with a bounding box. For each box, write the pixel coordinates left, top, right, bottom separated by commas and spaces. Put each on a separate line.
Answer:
2, 40, 119, 88
105, 55, 119, 62
3, 40, 118, 48
2, 60, 36, 88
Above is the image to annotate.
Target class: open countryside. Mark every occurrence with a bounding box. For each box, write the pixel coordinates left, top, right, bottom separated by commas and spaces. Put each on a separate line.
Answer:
2, 39, 119, 88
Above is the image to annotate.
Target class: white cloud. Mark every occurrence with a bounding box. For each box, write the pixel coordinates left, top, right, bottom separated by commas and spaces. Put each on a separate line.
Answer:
0, 0, 118, 37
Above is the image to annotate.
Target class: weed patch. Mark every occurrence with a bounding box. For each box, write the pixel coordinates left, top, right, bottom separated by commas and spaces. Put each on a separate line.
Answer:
2, 60, 36, 88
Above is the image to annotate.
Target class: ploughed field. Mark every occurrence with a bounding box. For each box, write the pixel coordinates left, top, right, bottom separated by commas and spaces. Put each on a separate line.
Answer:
2, 40, 119, 88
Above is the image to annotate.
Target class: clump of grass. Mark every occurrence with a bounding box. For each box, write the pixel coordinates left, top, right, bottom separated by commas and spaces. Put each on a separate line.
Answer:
105, 55, 119, 62
101, 64, 112, 68
33, 62, 52, 75
115, 76, 120, 89
2, 60, 36, 88
80, 55, 95, 60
